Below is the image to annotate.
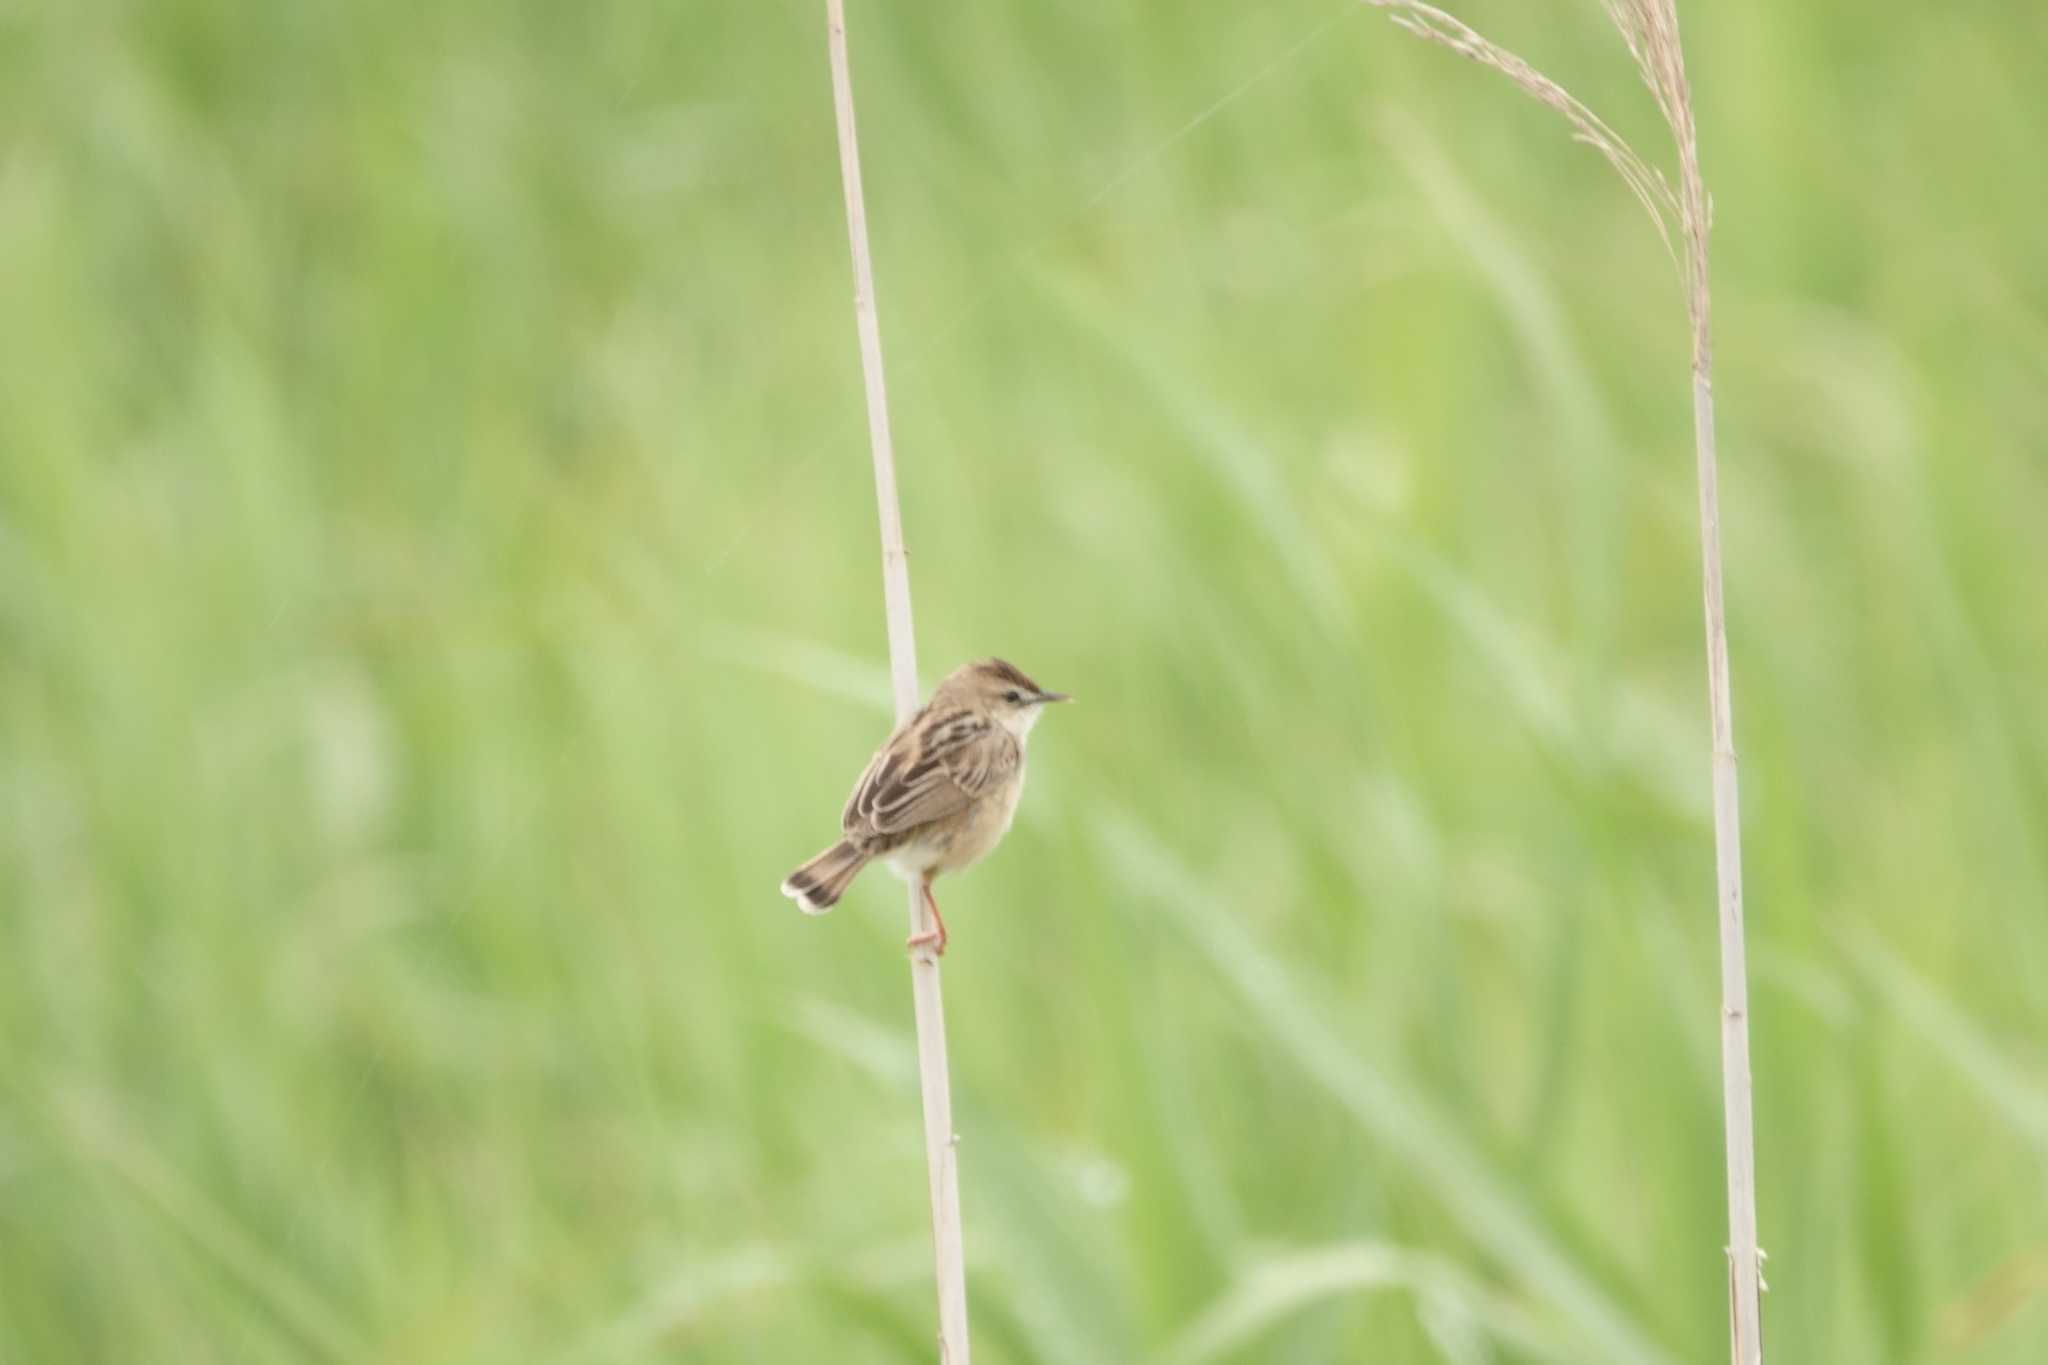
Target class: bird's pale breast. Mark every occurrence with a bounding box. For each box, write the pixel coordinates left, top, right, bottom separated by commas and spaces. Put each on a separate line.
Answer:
936, 760, 1025, 874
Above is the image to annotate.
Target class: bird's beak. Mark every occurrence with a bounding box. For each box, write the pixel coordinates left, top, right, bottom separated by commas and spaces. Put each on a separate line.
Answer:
1035, 690, 1072, 705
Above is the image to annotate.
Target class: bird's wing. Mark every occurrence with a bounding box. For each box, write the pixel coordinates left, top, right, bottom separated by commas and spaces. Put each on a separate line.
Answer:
843, 707, 1018, 843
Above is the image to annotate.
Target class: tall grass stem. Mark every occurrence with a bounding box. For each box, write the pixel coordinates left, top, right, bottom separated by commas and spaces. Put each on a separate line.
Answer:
1669, 66, 1764, 1365
1621, 6, 1765, 1357
1364, 3, 1762, 1360
823, 2, 972, 1359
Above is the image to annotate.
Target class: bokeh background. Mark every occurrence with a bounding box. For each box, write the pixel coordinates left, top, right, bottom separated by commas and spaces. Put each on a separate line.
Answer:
5, 1, 2046, 1361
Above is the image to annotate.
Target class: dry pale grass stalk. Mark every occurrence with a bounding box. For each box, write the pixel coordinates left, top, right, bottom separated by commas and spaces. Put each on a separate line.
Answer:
823, 2, 972, 1360
1365, 2, 1678, 255
1364, 4, 1762, 1362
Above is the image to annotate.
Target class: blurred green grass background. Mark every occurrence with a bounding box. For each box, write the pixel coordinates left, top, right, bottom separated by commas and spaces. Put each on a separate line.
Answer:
4, 1, 2047, 1361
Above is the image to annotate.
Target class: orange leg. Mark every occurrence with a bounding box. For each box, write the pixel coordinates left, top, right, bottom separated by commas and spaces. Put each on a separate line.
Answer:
906, 875, 949, 956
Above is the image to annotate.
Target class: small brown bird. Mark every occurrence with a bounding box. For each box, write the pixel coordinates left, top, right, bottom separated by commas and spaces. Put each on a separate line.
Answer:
781, 658, 1070, 954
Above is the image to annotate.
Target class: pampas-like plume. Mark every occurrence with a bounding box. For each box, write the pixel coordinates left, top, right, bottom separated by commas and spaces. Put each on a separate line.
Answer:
1364, 4, 1763, 1362
823, 2, 973, 1360
1368, 3, 1678, 255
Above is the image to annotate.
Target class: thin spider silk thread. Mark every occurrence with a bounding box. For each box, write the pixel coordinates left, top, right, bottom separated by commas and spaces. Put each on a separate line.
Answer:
695, 3, 1363, 583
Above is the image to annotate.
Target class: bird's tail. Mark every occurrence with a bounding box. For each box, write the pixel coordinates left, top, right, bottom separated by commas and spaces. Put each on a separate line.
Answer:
780, 840, 868, 915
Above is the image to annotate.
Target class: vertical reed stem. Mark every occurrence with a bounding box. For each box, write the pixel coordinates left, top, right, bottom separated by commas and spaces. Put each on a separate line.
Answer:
1670, 41, 1763, 1360
823, 2, 972, 1359
1699, 361, 1762, 1365
1361, 4, 1762, 1359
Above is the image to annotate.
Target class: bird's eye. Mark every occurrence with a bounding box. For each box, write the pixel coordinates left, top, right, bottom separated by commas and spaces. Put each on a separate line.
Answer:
1004, 689, 1023, 703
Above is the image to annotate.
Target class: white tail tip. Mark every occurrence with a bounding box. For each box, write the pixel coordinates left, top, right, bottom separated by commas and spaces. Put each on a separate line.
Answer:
780, 878, 833, 915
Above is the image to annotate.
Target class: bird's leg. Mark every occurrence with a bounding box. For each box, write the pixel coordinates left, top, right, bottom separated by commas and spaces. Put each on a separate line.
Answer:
927, 882, 949, 955
906, 875, 948, 956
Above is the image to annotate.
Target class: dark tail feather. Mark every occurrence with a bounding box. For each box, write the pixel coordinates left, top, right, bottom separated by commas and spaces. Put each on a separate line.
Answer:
780, 841, 867, 915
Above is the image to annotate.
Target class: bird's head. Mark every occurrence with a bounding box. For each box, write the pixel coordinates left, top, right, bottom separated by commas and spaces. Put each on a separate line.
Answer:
943, 657, 1071, 735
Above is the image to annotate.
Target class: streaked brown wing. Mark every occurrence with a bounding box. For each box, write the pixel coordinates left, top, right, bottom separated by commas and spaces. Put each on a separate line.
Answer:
842, 708, 1016, 844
